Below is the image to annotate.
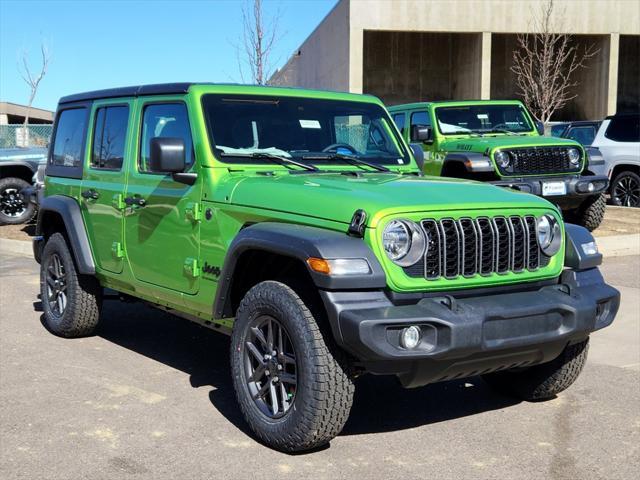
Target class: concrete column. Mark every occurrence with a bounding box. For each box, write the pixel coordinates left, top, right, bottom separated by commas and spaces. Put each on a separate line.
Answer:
349, 27, 364, 94
0, 114, 9, 125
481, 32, 492, 99
607, 33, 620, 116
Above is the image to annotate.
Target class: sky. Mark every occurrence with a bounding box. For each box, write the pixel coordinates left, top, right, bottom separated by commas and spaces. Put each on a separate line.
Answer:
0, 0, 337, 111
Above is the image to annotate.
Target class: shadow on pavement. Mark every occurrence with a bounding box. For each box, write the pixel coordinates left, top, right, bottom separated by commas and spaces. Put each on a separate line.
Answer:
87, 299, 519, 440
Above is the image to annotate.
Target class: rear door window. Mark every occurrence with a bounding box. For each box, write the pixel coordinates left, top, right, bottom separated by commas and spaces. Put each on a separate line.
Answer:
91, 106, 129, 170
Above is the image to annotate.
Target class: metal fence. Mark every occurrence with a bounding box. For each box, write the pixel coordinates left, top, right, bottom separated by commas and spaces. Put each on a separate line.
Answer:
0, 125, 53, 149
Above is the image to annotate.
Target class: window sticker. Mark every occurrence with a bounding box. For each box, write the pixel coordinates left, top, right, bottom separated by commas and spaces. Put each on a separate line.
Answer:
299, 119, 321, 129
477, 114, 489, 119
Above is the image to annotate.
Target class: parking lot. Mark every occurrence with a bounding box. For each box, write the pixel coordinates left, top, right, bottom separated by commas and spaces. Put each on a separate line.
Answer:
1, 246, 638, 480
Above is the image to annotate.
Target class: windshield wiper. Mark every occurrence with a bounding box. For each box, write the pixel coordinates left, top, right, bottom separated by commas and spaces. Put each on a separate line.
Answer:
218, 151, 320, 172
483, 128, 524, 136
302, 152, 391, 173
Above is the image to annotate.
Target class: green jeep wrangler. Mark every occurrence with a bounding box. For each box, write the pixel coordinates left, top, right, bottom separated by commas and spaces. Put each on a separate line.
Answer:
34, 84, 619, 452
388, 100, 609, 231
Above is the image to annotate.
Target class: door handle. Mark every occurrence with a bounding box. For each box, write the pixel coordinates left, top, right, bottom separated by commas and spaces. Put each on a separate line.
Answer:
124, 196, 146, 207
81, 189, 100, 200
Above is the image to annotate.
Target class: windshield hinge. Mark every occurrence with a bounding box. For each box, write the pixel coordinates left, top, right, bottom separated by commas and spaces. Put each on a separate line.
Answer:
348, 209, 367, 237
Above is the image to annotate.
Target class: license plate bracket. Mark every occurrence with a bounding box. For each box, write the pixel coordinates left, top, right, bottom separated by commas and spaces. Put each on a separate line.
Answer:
542, 181, 567, 196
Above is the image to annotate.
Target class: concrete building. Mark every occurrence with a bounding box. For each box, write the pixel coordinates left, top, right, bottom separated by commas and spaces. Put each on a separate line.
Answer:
270, 0, 640, 120
0, 102, 54, 125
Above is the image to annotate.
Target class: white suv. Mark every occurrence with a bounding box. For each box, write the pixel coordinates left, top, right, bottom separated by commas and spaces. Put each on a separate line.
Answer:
591, 113, 640, 207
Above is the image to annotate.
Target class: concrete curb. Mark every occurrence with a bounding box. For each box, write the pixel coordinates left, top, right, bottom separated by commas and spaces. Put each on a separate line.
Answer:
595, 233, 640, 258
1, 232, 639, 261
0, 237, 34, 258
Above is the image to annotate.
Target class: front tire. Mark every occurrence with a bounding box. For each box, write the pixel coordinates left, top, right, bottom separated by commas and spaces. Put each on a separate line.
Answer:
230, 280, 354, 452
0, 177, 35, 225
567, 193, 606, 231
482, 339, 589, 401
40, 233, 102, 337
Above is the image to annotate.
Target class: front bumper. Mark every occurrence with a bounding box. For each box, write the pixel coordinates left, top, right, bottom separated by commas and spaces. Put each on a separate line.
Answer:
491, 175, 609, 209
321, 268, 619, 388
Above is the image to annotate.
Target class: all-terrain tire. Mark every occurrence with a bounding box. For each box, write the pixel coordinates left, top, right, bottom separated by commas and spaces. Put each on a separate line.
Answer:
0, 177, 35, 225
230, 280, 355, 452
610, 171, 640, 207
482, 339, 589, 401
568, 193, 606, 231
40, 233, 102, 337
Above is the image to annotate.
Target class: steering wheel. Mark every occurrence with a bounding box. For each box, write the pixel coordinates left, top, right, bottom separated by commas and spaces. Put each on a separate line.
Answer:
491, 123, 512, 130
322, 143, 358, 154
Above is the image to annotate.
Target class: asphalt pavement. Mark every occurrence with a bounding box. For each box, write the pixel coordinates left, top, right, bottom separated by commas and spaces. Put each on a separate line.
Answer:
1, 251, 638, 480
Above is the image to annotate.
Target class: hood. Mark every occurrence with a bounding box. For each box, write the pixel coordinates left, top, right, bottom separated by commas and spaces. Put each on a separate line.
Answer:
214, 172, 555, 226
440, 135, 580, 155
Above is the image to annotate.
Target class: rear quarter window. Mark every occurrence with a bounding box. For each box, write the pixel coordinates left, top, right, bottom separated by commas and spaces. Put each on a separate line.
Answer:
47, 106, 89, 179
605, 117, 640, 142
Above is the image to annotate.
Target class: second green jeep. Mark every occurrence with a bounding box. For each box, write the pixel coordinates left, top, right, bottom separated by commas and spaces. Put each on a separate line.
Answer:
34, 84, 619, 452
389, 100, 609, 231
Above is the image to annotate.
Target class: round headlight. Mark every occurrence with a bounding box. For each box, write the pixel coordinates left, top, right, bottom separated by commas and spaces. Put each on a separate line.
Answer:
494, 150, 511, 169
536, 214, 562, 256
567, 148, 581, 166
382, 219, 426, 267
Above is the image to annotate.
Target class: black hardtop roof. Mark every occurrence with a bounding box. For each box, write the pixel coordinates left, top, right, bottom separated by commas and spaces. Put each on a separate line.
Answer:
58, 82, 198, 104
58, 82, 379, 105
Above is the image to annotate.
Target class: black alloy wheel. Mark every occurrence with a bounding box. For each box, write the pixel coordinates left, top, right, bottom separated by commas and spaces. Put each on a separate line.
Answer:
0, 186, 27, 218
244, 315, 297, 419
611, 171, 640, 207
45, 252, 68, 317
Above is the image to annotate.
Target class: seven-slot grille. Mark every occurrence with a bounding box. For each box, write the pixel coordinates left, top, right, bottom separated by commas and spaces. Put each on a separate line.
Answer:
404, 215, 549, 280
500, 147, 580, 175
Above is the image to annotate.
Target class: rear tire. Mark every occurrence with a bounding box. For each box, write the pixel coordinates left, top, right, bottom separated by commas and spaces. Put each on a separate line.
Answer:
482, 338, 589, 401
0, 177, 35, 225
40, 233, 102, 337
567, 193, 606, 231
610, 171, 640, 207
230, 280, 354, 452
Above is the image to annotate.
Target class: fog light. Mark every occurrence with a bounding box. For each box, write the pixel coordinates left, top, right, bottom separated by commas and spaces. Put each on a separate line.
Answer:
400, 326, 421, 349
587, 182, 595, 192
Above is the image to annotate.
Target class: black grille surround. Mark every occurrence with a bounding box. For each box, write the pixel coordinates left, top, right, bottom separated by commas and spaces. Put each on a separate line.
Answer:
403, 215, 551, 280
497, 146, 582, 175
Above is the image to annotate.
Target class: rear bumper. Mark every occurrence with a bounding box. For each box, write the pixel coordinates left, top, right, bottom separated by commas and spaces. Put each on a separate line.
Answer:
322, 268, 619, 388
491, 175, 609, 208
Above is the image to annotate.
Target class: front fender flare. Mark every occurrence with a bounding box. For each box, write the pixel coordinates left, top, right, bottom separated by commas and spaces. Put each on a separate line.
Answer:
444, 152, 495, 172
213, 222, 386, 319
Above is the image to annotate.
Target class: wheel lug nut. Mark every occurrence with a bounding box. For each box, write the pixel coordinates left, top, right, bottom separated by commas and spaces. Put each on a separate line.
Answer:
277, 364, 282, 371
272, 376, 279, 383
265, 370, 270, 376
264, 354, 271, 360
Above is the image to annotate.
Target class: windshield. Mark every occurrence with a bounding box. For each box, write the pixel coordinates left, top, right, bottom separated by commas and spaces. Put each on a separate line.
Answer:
434, 104, 534, 135
202, 94, 411, 167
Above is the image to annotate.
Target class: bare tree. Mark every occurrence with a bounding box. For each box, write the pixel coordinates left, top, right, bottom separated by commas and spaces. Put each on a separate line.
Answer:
236, 0, 282, 85
18, 42, 51, 127
511, 0, 597, 124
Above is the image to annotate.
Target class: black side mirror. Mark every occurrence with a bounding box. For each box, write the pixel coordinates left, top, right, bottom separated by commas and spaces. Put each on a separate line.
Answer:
149, 137, 186, 173
535, 121, 545, 136
411, 125, 433, 144
409, 144, 425, 174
